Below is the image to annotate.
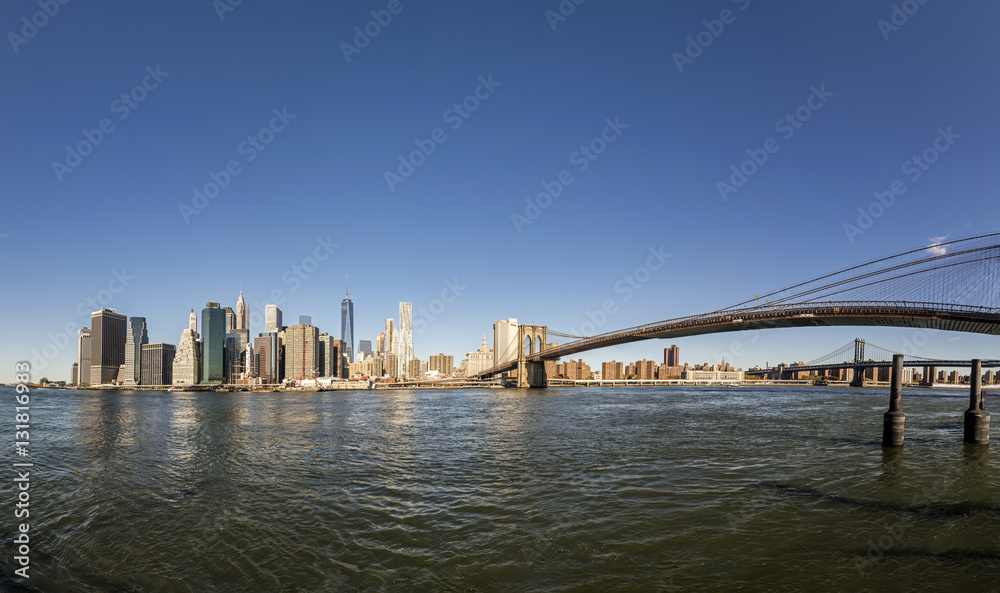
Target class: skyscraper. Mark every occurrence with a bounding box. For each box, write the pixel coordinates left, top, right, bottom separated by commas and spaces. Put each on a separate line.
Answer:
359, 340, 373, 360
236, 291, 249, 333
341, 276, 354, 364
71, 363, 79, 385
123, 317, 148, 385
399, 302, 412, 379
384, 319, 396, 357
90, 308, 127, 385
265, 305, 283, 334
201, 302, 226, 383
254, 332, 280, 384
77, 327, 91, 385
224, 306, 236, 333
285, 323, 319, 381
493, 318, 519, 367
140, 343, 176, 386
173, 317, 202, 387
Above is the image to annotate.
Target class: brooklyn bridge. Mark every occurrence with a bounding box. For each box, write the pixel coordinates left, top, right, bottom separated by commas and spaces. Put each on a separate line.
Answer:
475, 232, 1000, 388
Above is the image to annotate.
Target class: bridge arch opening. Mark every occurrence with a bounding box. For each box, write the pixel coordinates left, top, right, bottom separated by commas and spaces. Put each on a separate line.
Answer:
524, 336, 533, 356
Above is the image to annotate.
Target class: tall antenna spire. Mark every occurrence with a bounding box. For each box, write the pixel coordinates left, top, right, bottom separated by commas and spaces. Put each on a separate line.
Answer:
346, 275, 349, 298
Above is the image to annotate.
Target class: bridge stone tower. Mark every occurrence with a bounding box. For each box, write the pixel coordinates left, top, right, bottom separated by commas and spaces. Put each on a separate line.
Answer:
517, 324, 548, 389
850, 338, 866, 387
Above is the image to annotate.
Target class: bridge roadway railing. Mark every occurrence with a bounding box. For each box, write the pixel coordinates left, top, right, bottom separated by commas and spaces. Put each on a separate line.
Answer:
474, 301, 1000, 378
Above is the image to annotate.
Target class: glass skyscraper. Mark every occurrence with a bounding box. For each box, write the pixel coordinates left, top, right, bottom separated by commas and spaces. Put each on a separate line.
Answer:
202, 302, 226, 383
341, 277, 354, 364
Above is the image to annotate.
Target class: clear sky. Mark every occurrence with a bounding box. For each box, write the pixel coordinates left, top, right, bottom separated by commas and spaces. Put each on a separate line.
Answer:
2, 0, 1000, 382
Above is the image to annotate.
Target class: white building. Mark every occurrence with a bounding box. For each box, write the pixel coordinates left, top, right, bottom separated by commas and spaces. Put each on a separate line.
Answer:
265, 305, 282, 334
399, 302, 413, 379
681, 368, 745, 382
77, 327, 91, 385
466, 335, 494, 377
493, 318, 519, 367
172, 313, 202, 386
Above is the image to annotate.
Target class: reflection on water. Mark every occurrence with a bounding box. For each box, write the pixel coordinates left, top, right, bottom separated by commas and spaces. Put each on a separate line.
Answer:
1, 385, 998, 592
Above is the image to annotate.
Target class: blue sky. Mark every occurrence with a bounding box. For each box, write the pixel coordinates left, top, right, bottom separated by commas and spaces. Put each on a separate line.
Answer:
2, 0, 999, 382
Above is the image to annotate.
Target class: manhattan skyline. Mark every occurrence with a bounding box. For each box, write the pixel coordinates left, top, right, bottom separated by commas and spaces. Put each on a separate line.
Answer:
3, 1, 1000, 382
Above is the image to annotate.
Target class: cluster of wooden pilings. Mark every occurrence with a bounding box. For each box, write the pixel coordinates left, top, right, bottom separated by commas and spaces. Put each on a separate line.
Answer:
882, 354, 990, 447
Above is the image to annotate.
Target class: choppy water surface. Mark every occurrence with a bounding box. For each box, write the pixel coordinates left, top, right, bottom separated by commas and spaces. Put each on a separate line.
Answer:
2, 385, 999, 592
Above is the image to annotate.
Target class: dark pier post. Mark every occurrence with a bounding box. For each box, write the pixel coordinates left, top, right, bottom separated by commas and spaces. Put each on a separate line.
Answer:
964, 359, 990, 444
882, 354, 905, 447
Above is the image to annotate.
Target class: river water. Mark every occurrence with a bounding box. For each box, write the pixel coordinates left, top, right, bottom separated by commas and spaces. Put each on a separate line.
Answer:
1, 385, 998, 592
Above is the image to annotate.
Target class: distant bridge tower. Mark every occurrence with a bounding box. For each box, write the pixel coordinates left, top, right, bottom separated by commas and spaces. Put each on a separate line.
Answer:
517, 325, 548, 389
851, 338, 867, 387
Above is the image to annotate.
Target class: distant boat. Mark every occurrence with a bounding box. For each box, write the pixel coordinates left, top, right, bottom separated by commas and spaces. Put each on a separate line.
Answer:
727, 381, 740, 387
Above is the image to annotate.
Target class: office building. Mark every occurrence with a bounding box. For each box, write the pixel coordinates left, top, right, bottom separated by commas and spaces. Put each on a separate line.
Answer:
408, 357, 421, 378
342, 277, 354, 364
318, 333, 335, 378
399, 302, 412, 379
172, 321, 202, 387
77, 327, 91, 385
122, 317, 148, 385
466, 335, 494, 377
359, 340, 373, 360
254, 332, 280, 384
385, 353, 399, 379
224, 306, 236, 333
493, 318, 519, 366
224, 333, 248, 382
70, 362, 78, 385
236, 291, 250, 333
141, 343, 176, 386
285, 323, 319, 381
90, 308, 127, 385
202, 302, 226, 383
265, 305, 283, 334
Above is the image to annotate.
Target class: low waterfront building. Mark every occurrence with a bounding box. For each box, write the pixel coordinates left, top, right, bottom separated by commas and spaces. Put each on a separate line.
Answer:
681, 367, 745, 382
